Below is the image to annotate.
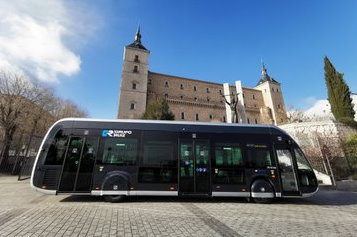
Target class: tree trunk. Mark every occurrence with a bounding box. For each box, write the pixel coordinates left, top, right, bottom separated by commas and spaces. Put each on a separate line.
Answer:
0, 126, 17, 168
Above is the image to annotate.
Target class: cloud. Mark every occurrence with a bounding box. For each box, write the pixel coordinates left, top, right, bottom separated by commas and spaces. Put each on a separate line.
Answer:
0, 0, 100, 83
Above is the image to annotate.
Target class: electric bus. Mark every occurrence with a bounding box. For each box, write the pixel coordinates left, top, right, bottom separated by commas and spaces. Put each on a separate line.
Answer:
31, 118, 318, 203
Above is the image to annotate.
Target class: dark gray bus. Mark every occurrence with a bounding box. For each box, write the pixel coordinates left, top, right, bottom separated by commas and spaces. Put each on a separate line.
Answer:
31, 118, 318, 203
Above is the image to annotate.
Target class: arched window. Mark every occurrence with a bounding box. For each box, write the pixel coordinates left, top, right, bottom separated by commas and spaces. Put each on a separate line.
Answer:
130, 102, 136, 110
196, 113, 199, 121
133, 65, 138, 73
165, 81, 169, 87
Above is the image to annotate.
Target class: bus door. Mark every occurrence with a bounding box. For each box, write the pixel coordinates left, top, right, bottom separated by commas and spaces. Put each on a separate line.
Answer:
58, 136, 98, 193
179, 140, 210, 195
275, 145, 301, 196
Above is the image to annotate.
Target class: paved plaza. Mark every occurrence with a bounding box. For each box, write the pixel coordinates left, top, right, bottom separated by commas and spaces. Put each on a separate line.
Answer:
0, 176, 357, 236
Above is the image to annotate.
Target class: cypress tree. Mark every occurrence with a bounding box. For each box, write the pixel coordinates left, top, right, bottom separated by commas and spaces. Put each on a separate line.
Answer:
324, 57, 355, 124
141, 97, 175, 120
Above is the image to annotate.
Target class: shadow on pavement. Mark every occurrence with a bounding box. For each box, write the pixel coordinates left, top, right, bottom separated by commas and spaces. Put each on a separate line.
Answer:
59, 189, 357, 206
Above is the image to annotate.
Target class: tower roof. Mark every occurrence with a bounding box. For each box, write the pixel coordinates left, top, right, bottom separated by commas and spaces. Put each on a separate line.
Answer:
126, 25, 148, 50
256, 63, 279, 86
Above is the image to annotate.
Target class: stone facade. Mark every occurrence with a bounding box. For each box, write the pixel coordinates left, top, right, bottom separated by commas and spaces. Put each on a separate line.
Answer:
118, 28, 288, 125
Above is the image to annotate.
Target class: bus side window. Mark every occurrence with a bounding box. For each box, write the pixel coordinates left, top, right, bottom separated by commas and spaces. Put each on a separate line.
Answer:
246, 147, 273, 168
213, 143, 245, 184
102, 138, 138, 165
45, 130, 68, 165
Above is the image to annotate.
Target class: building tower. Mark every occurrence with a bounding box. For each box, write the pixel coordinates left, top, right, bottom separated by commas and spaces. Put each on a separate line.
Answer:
117, 26, 150, 119
254, 63, 288, 125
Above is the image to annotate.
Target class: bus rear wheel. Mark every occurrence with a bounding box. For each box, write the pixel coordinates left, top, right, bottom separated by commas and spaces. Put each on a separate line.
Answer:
104, 195, 126, 202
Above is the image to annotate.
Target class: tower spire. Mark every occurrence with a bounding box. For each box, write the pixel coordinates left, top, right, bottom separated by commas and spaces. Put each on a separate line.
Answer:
261, 59, 268, 78
126, 25, 147, 50
135, 24, 141, 43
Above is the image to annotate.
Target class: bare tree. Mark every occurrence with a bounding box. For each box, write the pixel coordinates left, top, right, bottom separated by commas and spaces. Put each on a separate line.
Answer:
286, 105, 307, 123
0, 70, 42, 166
53, 99, 88, 119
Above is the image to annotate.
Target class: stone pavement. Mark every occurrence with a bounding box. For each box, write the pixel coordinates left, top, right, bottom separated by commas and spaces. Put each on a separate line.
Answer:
1, 176, 357, 236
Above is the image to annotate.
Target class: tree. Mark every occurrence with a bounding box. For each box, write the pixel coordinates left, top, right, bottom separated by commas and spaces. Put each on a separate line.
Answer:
0, 70, 42, 166
342, 133, 357, 177
141, 97, 175, 120
324, 57, 355, 125
286, 105, 307, 123
0, 70, 88, 169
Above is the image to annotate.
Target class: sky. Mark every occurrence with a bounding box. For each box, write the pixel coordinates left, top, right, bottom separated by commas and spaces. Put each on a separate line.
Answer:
1, 0, 357, 118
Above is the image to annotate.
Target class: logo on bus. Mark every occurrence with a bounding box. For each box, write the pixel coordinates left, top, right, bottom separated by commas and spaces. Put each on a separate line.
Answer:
102, 130, 132, 138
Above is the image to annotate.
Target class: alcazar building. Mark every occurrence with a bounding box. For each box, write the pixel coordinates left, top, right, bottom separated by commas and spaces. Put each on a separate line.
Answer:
118, 27, 288, 125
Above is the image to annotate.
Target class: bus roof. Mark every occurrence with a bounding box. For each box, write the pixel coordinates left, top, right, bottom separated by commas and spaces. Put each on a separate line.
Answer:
54, 118, 288, 136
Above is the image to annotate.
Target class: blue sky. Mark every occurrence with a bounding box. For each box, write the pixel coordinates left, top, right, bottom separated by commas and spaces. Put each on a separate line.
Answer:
1, 0, 357, 118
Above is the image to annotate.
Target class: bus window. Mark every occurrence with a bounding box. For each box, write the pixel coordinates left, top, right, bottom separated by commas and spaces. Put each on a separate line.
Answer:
294, 148, 317, 187
102, 138, 138, 165
294, 148, 313, 171
246, 147, 273, 168
142, 141, 175, 166
214, 143, 243, 167
45, 130, 68, 165
139, 135, 177, 183
213, 143, 244, 184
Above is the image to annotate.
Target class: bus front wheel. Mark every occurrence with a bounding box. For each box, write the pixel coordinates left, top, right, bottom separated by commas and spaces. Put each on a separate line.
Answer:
104, 195, 126, 202
250, 179, 275, 204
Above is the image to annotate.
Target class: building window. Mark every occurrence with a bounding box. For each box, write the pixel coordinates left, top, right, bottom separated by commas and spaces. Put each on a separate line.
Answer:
180, 84, 184, 89
130, 103, 136, 110
247, 118, 250, 124
134, 55, 139, 62
272, 88, 275, 92
254, 104, 257, 108
276, 88, 279, 92
194, 86, 197, 91
206, 88, 210, 93
207, 97, 210, 102
148, 79, 152, 85
181, 112, 185, 119
243, 93, 245, 98
194, 97, 198, 102
278, 104, 281, 109
196, 113, 199, 121
165, 93, 168, 98
133, 65, 138, 73
253, 94, 256, 100
255, 118, 258, 124
165, 81, 169, 87
223, 116, 226, 122
180, 95, 183, 100
209, 114, 213, 120
219, 89, 222, 94
132, 83, 137, 90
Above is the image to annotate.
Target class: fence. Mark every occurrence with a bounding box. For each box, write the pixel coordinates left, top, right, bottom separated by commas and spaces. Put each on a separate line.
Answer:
18, 156, 36, 180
